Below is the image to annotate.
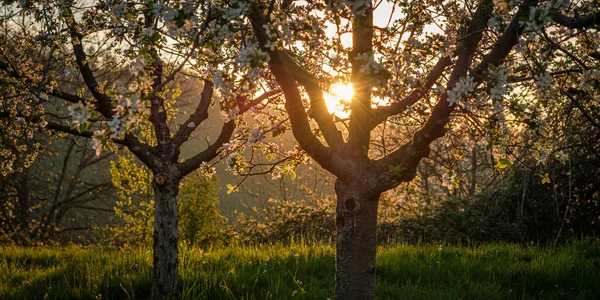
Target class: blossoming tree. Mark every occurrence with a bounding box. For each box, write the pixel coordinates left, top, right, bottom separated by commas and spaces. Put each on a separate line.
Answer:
0, 1, 280, 298
2, 0, 599, 299
233, 0, 599, 298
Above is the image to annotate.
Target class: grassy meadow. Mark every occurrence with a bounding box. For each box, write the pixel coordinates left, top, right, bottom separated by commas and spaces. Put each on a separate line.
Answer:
1, 240, 599, 299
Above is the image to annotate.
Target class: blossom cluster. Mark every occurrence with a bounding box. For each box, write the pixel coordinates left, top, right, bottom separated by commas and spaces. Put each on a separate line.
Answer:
68, 102, 93, 130
248, 128, 264, 145
487, 67, 508, 101
447, 76, 476, 107
129, 56, 147, 76
237, 42, 270, 69
262, 22, 293, 51
579, 68, 600, 90
521, 5, 550, 33
355, 53, 391, 87
534, 72, 552, 91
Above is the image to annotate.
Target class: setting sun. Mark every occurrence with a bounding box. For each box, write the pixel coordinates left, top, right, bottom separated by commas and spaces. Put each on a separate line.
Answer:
324, 83, 354, 116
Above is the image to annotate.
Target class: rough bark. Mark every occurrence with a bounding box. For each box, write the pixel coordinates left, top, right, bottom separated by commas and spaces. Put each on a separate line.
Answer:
334, 177, 380, 300
152, 170, 180, 300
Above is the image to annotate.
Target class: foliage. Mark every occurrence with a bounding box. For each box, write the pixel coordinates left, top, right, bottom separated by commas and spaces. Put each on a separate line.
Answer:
234, 148, 600, 246
2, 240, 600, 299
234, 198, 336, 244
107, 152, 228, 248
2, 1, 600, 297
0, 1, 278, 293
106, 152, 154, 247
179, 172, 228, 248
379, 154, 600, 245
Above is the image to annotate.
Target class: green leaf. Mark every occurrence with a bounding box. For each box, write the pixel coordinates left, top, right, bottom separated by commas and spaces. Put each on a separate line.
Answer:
290, 170, 296, 181
79, 122, 89, 132
226, 184, 238, 194
495, 158, 510, 169
540, 173, 551, 184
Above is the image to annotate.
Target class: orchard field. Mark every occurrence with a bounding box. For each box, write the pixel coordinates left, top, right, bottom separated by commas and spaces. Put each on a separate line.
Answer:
2, 240, 599, 299
2, 0, 600, 299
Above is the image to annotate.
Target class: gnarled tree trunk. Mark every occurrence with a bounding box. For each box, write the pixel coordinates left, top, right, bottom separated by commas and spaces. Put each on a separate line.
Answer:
152, 172, 180, 300
334, 179, 381, 300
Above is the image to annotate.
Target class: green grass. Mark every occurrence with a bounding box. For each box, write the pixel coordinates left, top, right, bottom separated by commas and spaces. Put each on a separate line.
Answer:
1, 240, 599, 299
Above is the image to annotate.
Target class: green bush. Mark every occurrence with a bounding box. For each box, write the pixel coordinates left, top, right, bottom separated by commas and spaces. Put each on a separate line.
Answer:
233, 198, 336, 244
233, 153, 600, 246
379, 154, 600, 245
179, 173, 228, 248
107, 153, 228, 248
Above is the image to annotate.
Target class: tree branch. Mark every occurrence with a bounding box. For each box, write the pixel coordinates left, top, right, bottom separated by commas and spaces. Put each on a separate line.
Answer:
48, 90, 87, 104
373, 0, 496, 192
177, 120, 236, 177
508, 68, 582, 83
243, 4, 344, 152
173, 81, 214, 147
0, 58, 87, 105
278, 53, 345, 151
47, 121, 156, 169
247, 3, 349, 178
551, 11, 600, 29
62, 7, 114, 119
564, 89, 600, 129
369, 56, 452, 130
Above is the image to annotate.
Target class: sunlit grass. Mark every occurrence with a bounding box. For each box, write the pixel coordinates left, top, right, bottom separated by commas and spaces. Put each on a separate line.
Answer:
1, 240, 599, 299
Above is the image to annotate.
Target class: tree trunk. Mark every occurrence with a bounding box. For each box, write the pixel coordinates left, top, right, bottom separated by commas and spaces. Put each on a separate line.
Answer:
334, 179, 380, 300
152, 175, 180, 300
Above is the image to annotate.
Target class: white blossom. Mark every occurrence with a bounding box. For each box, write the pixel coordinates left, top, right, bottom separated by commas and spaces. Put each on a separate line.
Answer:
68, 102, 92, 128
129, 56, 147, 76
355, 53, 390, 87
222, 107, 239, 122
223, 155, 235, 173
237, 42, 270, 68
356, 53, 383, 75
92, 130, 105, 156
488, 15, 502, 32
349, 0, 372, 15
248, 128, 264, 145
220, 1, 248, 22
488, 67, 508, 101
107, 117, 124, 138
222, 142, 235, 152
199, 161, 216, 177
141, 27, 155, 37
271, 166, 282, 180
92, 138, 103, 156
162, 9, 178, 23
534, 72, 552, 90
110, 3, 126, 18
447, 76, 475, 107
552, 0, 570, 10
521, 5, 550, 32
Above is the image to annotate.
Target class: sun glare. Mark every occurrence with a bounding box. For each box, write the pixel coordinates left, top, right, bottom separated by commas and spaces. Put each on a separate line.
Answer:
324, 83, 354, 116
